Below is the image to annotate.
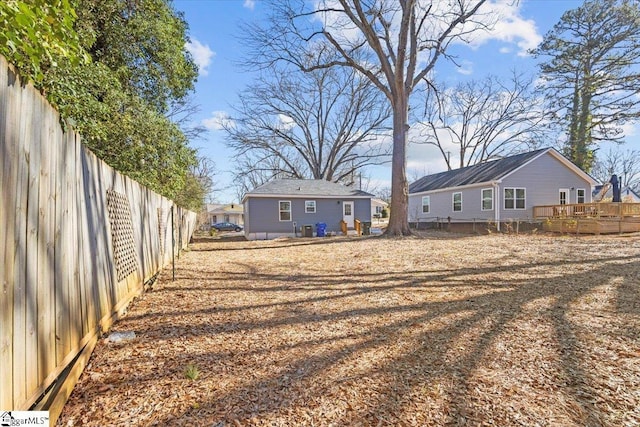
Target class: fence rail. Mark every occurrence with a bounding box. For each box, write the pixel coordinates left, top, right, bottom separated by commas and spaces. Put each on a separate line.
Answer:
0, 55, 196, 421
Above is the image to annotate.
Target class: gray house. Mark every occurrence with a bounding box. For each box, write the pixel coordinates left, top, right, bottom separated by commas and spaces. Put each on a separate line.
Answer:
243, 179, 374, 240
408, 148, 597, 228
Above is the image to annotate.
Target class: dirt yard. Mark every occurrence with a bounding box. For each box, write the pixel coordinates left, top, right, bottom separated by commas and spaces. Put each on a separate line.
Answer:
58, 232, 640, 426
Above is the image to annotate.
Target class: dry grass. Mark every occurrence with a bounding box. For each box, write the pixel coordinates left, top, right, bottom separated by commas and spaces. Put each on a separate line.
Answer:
58, 231, 640, 426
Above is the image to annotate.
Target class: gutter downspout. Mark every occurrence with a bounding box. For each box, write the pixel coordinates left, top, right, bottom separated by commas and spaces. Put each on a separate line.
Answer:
493, 181, 500, 232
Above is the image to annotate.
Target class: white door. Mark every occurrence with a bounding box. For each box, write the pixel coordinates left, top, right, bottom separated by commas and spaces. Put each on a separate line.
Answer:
343, 201, 354, 228
559, 189, 569, 205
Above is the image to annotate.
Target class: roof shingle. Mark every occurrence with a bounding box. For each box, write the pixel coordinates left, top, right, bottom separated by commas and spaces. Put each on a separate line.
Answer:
409, 149, 548, 194
247, 179, 374, 197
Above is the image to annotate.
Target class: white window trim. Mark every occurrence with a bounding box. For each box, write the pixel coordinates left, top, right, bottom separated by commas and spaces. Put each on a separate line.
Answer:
279, 200, 292, 222
452, 192, 462, 212
305, 200, 316, 213
577, 188, 586, 204
422, 196, 430, 214
504, 187, 526, 210
481, 188, 493, 211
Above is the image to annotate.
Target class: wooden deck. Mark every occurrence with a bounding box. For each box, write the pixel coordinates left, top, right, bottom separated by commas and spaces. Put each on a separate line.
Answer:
533, 202, 640, 234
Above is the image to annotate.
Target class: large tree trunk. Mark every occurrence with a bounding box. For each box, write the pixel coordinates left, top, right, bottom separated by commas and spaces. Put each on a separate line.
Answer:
385, 99, 412, 236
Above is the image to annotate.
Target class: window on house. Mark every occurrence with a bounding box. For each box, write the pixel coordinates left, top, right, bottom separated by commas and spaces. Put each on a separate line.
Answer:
481, 188, 493, 211
577, 189, 586, 204
279, 201, 291, 221
375, 206, 383, 214
453, 192, 462, 212
422, 196, 430, 213
305, 200, 316, 213
504, 188, 526, 209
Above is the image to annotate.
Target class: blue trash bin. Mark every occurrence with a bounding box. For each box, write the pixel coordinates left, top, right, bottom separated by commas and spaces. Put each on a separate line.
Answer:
316, 222, 327, 237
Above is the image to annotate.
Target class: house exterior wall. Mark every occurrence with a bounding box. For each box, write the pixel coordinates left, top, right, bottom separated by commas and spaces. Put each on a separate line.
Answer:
498, 153, 593, 220
208, 212, 244, 226
409, 186, 494, 222
371, 199, 388, 217
409, 151, 595, 223
244, 197, 371, 240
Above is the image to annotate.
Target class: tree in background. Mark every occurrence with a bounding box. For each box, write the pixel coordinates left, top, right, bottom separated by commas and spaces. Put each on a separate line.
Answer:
224, 64, 391, 187
533, 0, 640, 172
174, 157, 218, 211
0, 0, 88, 85
243, 0, 492, 236
416, 72, 548, 170
592, 148, 640, 191
0, 0, 210, 208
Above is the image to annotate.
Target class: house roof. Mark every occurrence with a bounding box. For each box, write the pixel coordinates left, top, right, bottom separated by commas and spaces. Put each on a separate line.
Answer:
409, 148, 596, 194
207, 203, 243, 214
244, 179, 374, 200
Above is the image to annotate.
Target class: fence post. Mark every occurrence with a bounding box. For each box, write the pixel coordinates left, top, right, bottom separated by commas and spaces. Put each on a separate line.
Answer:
171, 205, 175, 281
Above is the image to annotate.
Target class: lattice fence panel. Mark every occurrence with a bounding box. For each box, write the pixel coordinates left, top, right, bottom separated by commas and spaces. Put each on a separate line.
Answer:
158, 208, 166, 258
106, 190, 138, 281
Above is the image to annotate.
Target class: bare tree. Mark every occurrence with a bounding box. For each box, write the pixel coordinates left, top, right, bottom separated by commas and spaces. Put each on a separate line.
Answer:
166, 95, 208, 142
231, 155, 300, 203
592, 147, 640, 190
242, 0, 493, 235
173, 155, 218, 210
225, 64, 391, 187
416, 72, 550, 170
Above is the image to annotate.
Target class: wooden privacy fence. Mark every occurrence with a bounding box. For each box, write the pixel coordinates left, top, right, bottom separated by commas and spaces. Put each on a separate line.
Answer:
0, 55, 196, 421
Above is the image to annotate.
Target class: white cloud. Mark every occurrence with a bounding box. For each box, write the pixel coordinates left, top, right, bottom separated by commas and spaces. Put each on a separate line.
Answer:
470, 1, 543, 56
185, 38, 215, 76
499, 46, 511, 54
202, 111, 234, 130
277, 114, 296, 130
243, 0, 255, 10
457, 60, 474, 75
621, 122, 637, 137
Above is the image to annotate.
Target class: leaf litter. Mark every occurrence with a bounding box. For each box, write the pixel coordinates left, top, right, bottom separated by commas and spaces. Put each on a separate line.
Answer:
58, 231, 640, 426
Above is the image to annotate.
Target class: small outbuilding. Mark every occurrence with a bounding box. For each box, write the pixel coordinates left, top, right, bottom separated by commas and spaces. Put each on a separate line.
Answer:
243, 179, 374, 240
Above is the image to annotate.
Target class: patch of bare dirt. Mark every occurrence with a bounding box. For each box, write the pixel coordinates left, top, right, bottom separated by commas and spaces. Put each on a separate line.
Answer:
58, 232, 640, 426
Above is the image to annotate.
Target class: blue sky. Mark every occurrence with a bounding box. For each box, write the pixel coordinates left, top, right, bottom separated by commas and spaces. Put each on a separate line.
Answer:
174, 0, 639, 203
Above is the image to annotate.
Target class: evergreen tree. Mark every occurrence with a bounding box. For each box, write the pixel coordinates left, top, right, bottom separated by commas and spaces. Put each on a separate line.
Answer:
533, 0, 640, 172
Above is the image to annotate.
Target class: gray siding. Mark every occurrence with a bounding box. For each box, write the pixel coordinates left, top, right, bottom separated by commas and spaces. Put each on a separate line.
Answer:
409, 186, 496, 222
409, 151, 594, 222
245, 197, 371, 236
499, 153, 593, 220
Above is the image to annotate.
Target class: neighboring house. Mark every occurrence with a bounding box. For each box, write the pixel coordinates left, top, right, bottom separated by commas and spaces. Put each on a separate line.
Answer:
243, 179, 374, 240
371, 198, 388, 218
205, 203, 244, 226
408, 148, 597, 228
593, 185, 640, 203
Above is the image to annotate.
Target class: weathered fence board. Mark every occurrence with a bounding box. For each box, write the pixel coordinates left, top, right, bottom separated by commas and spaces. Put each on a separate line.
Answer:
0, 49, 12, 412
0, 55, 197, 421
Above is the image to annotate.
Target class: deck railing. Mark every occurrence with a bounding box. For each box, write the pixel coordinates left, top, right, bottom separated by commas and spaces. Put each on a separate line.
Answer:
533, 202, 640, 219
